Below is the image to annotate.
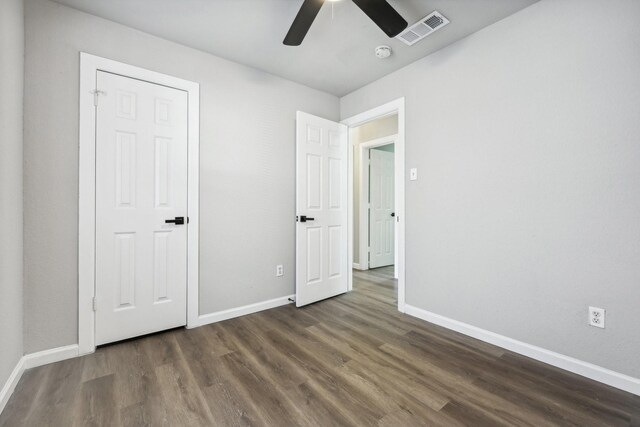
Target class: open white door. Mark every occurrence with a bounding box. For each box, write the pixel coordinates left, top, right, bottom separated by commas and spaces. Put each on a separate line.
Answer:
95, 71, 188, 345
369, 149, 395, 268
295, 112, 348, 307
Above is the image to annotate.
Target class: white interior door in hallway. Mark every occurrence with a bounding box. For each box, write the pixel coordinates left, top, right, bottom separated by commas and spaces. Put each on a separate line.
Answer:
295, 112, 349, 307
95, 71, 188, 345
369, 149, 395, 268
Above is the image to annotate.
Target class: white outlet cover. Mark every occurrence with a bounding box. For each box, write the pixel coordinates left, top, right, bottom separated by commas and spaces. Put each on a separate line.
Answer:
276, 265, 284, 277
410, 168, 418, 181
589, 306, 605, 329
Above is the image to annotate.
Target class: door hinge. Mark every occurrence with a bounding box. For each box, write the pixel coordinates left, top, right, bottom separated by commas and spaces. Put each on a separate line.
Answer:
91, 90, 106, 107
92, 297, 97, 312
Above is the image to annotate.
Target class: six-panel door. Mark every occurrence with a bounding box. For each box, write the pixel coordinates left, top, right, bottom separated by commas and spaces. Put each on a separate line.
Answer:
295, 112, 348, 307
95, 71, 188, 345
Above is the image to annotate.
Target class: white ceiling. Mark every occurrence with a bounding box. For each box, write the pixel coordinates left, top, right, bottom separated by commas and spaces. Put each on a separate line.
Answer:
51, 0, 538, 96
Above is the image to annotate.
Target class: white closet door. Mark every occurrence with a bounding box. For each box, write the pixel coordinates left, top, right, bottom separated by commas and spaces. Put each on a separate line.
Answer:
95, 71, 188, 345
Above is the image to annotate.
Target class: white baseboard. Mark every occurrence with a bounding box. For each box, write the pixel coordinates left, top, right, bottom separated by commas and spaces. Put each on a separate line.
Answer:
352, 263, 361, 269
404, 305, 640, 396
23, 345, 80, 370
195, 295, 294, 327
0, 357, 25, 415
0, 344, 80, 415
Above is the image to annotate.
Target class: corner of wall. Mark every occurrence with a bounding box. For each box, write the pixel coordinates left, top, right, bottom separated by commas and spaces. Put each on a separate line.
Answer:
0, 0, 25, 416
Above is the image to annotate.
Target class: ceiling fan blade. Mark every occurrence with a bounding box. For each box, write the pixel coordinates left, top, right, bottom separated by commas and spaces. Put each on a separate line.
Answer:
283, 0, 325, 46
351, 0, 408, 38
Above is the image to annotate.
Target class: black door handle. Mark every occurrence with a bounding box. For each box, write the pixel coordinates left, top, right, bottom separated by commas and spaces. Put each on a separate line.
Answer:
165, 216, 185, 225
298, 215, 315, 223
391, 212, 395, 217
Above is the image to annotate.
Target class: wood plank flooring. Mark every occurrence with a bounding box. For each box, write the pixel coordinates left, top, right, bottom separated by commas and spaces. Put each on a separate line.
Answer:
1, 267, 638, 426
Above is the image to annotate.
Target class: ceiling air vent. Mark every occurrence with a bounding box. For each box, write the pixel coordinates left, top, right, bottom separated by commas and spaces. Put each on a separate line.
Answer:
396, 11, 449, 46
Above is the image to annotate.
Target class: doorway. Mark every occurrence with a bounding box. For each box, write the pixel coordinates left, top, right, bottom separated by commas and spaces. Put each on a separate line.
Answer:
353, 119, 398, 274
343, 98, 406, 312
294, 100, 405, 311
78, 53, 200, 355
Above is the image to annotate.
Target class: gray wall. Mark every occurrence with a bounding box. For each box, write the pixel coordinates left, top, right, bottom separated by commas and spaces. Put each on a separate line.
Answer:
24, 0, 339, 353
352, 115, 397, 265
341, 0, 640, 378
0, 0, 25, 387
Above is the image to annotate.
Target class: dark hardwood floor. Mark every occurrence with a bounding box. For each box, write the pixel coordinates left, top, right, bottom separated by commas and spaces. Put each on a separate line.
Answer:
1, 267, 638, 426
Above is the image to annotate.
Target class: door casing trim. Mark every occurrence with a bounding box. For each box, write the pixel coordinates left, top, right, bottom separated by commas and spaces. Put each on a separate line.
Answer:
342, 98, 406, 312
78, 52, 200, 355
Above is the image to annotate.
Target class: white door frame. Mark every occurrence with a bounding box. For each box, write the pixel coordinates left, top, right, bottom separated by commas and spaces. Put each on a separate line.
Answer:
358, 134, 398, 274
78, 52, 200, 355
342, 98, 406, 312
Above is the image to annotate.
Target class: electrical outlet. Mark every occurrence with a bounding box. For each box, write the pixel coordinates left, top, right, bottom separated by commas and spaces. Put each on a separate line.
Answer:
588, 306, 605, 329
276, 265, 284, 277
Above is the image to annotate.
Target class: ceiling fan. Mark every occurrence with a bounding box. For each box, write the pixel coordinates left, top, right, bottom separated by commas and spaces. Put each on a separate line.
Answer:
283, 0, 408, 46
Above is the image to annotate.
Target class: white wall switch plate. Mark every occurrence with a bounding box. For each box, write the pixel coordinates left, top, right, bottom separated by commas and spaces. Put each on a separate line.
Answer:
276, 265, 284, 277
589, 306, 605, 328
410, 168, 418, 181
